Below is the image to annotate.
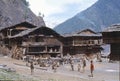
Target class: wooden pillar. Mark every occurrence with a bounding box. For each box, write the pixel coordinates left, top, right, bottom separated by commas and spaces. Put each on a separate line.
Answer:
73, 38, 74, 46
45, 45, 47, 52
7, 29, 9, 37
60, 45, 63, 58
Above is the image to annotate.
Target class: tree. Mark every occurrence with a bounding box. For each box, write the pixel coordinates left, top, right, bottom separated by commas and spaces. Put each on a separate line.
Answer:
21, 0, 29, 7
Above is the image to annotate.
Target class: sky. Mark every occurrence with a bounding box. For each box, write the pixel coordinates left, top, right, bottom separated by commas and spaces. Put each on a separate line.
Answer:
27, 0, 98, 28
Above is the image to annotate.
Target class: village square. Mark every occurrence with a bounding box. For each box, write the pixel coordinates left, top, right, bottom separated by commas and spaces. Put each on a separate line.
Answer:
0, 0, 120, 81
0, 21, 119, 81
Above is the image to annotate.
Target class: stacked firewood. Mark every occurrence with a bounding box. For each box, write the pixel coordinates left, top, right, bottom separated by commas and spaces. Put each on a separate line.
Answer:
11, 45, 23, 60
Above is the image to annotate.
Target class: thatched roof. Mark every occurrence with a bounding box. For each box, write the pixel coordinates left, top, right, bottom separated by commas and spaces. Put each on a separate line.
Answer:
103, 24, 120, 32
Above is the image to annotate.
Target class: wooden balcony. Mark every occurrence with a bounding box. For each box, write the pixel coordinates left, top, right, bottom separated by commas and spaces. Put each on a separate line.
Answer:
26, 46, 61, 54
103, 38, 120, 43
22, 42, 46, 46
73, 40, 103, 46
26, 51, 61, 54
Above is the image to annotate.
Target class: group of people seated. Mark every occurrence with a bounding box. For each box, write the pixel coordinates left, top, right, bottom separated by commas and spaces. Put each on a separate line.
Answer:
24, 54, 95, 77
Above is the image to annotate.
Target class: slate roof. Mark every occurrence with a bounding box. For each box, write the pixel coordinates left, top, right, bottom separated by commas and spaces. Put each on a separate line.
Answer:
103, 24, 120, 32
9, 26, 61, 38
63, 29, 102, 37
0, 21, 36, 32
9, 26, 40, 38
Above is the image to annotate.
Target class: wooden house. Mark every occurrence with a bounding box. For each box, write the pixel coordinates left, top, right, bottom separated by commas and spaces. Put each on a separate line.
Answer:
63, 29, 103, 59
0, 21, 36, 47
102, 24, 120, 61
0, 21, 36, 56
9, 26, 63, 59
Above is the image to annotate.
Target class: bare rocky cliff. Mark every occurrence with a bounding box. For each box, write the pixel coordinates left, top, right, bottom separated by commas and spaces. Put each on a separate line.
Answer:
0, 0, 45, 28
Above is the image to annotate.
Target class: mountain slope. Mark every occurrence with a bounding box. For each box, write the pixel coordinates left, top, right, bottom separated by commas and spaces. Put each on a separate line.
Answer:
54, 0, 120, 34
0, 0, 45, 28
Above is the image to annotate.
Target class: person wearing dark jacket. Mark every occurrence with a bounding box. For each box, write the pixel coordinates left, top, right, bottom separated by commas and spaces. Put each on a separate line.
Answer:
30, 61, 34, 75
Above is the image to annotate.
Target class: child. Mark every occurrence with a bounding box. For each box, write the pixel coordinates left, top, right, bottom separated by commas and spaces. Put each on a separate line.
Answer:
78, 64, 81, 72
52, 61, 57, 72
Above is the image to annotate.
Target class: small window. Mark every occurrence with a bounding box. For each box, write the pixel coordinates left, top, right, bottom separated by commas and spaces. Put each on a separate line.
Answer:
35, 38, 44, 42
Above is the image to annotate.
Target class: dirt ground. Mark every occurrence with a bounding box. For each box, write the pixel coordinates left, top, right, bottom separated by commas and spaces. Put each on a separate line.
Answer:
0, 56, 119, 81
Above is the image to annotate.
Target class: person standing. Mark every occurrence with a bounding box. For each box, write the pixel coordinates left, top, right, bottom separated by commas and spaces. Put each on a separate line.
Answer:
78, 63, 81, 72
52, 61, 58, 72
71, 62, 74, 71
82, 58, 86, 72
30, 61, 34, 75
90, 60, 94, 77
69, 57, 74, 71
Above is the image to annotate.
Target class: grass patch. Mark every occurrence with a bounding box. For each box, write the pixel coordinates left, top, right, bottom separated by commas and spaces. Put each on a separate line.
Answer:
0, 69, 37, 81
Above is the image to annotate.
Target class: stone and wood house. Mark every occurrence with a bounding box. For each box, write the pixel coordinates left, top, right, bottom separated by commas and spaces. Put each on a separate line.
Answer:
102, 24, 120, 61
0, 22, 104, 61
10, 26, 63, 59
0, 22, 63, 59
63, 29, 103, 60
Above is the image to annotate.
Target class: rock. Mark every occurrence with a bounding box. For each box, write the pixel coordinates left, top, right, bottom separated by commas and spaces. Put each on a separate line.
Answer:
5, 67, 16, 72
0, 0, 45, 29
0, 64, 7, 69
0, 64, 16, 72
